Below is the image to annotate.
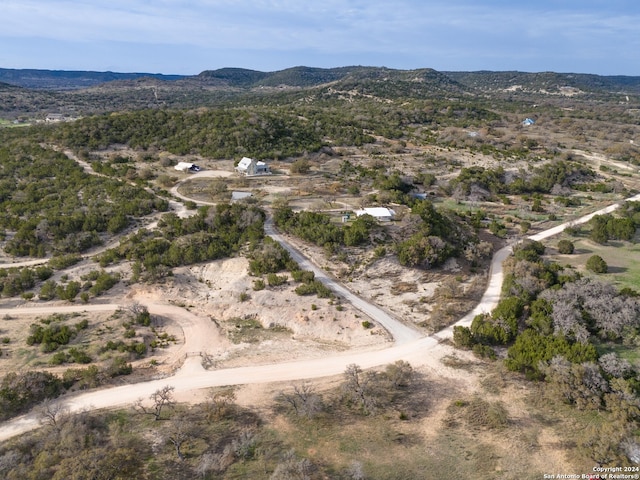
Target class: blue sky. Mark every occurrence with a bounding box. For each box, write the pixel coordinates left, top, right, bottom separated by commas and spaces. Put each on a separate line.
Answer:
1, 0, 639, 75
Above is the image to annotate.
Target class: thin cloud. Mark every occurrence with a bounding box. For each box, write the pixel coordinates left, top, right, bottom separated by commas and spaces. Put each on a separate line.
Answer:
0, 0, 638, 74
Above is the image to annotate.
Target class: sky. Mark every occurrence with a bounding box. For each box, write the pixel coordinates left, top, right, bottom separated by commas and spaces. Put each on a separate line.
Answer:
1, 0, 639, 76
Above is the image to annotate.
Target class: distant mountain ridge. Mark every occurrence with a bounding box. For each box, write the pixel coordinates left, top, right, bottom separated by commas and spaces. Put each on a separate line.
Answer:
2, 66, 640, 119
444, 71, 640, 95
1, 66, 639, 95
0, 68, 185, 90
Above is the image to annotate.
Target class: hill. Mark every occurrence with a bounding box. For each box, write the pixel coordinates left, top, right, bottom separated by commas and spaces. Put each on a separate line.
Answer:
1, 66, 639, 119
3, 66, 639, 95
445, 70, 640, 95
0, 68, 185, 90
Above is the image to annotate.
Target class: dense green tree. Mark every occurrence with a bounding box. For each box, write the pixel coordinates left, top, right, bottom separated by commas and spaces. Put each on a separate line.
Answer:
505, 330, 598, 379
0, 371, 63, 420
557, 239, 575, 254
586, 255, 608, 274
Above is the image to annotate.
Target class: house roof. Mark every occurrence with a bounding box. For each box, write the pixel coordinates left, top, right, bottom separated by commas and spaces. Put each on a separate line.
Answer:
231, 191, 252, 200
236, 157, 253, 169
355, 207, 396, 218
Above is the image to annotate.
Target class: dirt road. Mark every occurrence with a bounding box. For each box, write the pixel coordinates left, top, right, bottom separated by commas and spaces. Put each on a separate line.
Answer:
1, 186, 637, 442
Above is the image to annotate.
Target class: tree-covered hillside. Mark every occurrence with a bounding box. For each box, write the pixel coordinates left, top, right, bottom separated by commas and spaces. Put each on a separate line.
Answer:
0, 133, 168, 257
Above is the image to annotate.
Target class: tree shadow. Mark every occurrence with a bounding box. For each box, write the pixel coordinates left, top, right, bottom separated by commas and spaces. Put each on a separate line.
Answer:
607, 240, 625, 248
607, 265, 627, 274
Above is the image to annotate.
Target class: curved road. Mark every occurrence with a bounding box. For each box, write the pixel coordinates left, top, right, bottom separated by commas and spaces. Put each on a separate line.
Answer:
1, 177, 638, 441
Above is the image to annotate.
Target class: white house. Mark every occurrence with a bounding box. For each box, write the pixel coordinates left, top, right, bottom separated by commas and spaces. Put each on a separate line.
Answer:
354, 207, 396, 222
235, 157, 270, 176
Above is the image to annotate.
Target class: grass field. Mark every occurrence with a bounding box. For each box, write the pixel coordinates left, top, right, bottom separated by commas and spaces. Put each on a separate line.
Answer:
0, 118, 31, 128
549, 233, 640, 291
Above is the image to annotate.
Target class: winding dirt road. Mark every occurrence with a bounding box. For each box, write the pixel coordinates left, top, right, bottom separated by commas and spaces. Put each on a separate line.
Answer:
1, 171, 638, 442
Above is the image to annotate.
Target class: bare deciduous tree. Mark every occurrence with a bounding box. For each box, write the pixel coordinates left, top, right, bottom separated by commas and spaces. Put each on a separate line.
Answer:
541, 278, 640, 343
134, 385, 175, 420
195, 452, 216, 479
342, 364, 380, 415
232, 429, 258, 460
270, 449, 314, 480
277, 383, 323, 419
166, 418, 191, 461
39, 399, 69, 432
127, 302, 147, 317
384, 360, 414, 389
599, 353, 633, 379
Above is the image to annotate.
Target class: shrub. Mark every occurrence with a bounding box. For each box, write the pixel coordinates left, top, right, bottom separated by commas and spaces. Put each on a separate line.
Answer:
27, 323, 76, 351
472, 343, 497, 360
105, 356, 133, 377
49, 351, 68, 365
453, 326, 475, 348
39, 280, 58, 301
56, 281, 81, 301
291, 270, 315, 283
513, 239, 545, 261
289, 158, 311, 174
586, 255, 608, 274
252, 279, 265, 291
267, 273, 287, 287
464, 397, 509, 429
249, 239, 292, 275
294, 280, 333, 298
88, 271, 120, 296
557, 239, 575, 254
373, 245, 387, 259
48, 254, 82, 270
134, 310, 151, 326
564, 225, 581, 236
68, 347, 92, 364
295, 283, 317, 296
0, 371, 63, 420
75, 319, 89, 331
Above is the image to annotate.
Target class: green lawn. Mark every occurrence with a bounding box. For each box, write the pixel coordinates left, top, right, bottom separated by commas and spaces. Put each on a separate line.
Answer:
549, 234, 640, 291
